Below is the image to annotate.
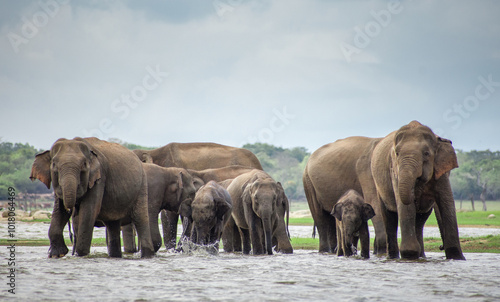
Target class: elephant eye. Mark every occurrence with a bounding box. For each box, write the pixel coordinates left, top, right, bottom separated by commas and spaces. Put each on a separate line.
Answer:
423, 151, 431, 157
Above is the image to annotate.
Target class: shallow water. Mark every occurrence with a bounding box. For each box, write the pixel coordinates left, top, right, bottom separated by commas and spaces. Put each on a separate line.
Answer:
2, 247, 500, 301
2, 222, 500, 301
3, 222, 500, 240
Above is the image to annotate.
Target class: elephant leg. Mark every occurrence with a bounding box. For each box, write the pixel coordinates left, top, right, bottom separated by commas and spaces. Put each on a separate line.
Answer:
273, 224, 293, 254
132, 175, 155, 258
106, 220, 122, 258
250, 216, 264, 255
222, 218, 234, 252
122, 224, 137, 253
415, 209, 433, 258
162, 210, 179, 250
371, 214, 386, 256
359, 222, 370, 259
74, 200, 98, 257
435, 177, 465, 260
149, 211, 162, 252
336, 221, 344, 256
384, 209, 399, 259
240, 227, 251, 255
232, 222, 242, 252
398, 203, 421, 260
48, 197, 70, 258
314, 209, 336, 253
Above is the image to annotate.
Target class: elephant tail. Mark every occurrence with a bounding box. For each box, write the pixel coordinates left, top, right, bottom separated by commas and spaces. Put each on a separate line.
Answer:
302, 168, 318, 240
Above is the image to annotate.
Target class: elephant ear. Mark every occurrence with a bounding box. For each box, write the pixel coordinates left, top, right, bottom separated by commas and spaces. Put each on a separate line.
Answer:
176, 171, 184, 202
215, 195, 232, 220
178, 198, 193, 218
30, 150, 52, 189
331, 203, 343, 221
434, 137, 459, 180
242, 182, 254, 206
88, 150, 101, 189
362, 203, 375, 221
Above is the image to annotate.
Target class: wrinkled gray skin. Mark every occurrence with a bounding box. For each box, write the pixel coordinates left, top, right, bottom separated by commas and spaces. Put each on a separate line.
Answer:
228, 170, 293, 255
179, 181, 232, 249
303, 121, 465, 260
331, 190, 375, 258
30, 137, 154, 258
132, 143, 263, 250
122, 164, 197, 253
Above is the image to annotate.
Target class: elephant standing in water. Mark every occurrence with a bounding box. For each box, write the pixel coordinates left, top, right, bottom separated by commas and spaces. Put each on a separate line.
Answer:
132, 143, 263, 250
122, 164, 197, 253
30, 137, 154, 258
303, 121, 465, 260
331, 190, 375, 258
179, 181, 232, 249
227, 170, 293, 255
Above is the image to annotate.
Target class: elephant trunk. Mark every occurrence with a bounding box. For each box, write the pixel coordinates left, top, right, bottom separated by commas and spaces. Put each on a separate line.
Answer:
262, 217, 273, 255
398, 160, 420, 206
60, 170, 79, 212
343, 226, 356, 257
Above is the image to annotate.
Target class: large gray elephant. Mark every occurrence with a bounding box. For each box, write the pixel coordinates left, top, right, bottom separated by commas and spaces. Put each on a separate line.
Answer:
179, 181, 232, 249
331, 190, 375, 258
132, 143, 263, 250
30, 137, 154, 258
227, 170, 293, 255
303, 121, 465, 260
123, 164, 197, 253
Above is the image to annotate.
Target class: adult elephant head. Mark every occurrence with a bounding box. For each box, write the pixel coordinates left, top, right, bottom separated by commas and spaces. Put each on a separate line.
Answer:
30, 138, 101, 214
372, 120, 463, 259
391, 121, 458, 206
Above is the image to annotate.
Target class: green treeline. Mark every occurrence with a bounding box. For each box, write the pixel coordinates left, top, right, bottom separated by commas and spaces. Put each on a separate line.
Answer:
1, 140, 499, 203
0, 142, 51, 199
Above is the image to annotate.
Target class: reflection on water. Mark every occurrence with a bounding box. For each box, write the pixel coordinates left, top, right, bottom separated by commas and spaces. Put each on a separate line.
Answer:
4, 247, 500, 301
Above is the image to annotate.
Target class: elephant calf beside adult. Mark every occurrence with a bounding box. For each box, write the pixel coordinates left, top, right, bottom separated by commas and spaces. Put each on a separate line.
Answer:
303, 121, 465, 260
132, 143, 263, 250
122, 164, 197, 253
227, 170, 293, 255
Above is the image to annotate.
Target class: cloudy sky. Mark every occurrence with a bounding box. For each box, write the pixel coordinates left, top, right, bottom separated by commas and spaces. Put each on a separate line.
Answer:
1, 0, 499, 152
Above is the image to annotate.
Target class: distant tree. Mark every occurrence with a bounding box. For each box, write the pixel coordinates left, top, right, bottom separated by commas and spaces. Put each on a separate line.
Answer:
243, 143, 310, 201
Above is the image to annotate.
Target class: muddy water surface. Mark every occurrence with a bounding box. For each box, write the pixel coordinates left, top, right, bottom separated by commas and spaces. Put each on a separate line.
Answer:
2, 222, 500, 301
2, 247, 500, 301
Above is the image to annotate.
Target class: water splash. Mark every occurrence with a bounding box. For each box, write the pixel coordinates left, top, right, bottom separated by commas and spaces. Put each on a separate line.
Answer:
179, 238, 219, 256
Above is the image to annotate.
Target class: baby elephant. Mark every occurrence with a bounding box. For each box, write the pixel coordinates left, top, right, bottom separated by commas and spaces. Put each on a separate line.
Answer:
179, 181, 232, 249
331, 190, 375, 258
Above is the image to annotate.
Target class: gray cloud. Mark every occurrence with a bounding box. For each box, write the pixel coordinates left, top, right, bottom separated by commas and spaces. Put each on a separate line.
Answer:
1, 0, 499, 152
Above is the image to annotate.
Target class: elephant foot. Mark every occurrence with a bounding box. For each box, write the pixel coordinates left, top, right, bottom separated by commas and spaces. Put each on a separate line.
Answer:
108, 250, 123, 258
400, 249, 420, 260
48, 245, 69, 258
445, 247, 466, 260
141, 248, 155, 258
387, 250, 400, 259
123, 247, 138, 254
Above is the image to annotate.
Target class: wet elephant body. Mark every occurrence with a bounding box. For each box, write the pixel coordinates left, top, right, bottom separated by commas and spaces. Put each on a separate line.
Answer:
331, 190, 375, 258
304, 121, 465, 260
133, 143, 263, 250
179, 181, 232, 248
30, 137, 154, 258
227, 170, 293, 255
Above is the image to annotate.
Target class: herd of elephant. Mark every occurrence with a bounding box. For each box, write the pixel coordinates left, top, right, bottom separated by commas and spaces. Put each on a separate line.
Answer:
29, 120, 466, 260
